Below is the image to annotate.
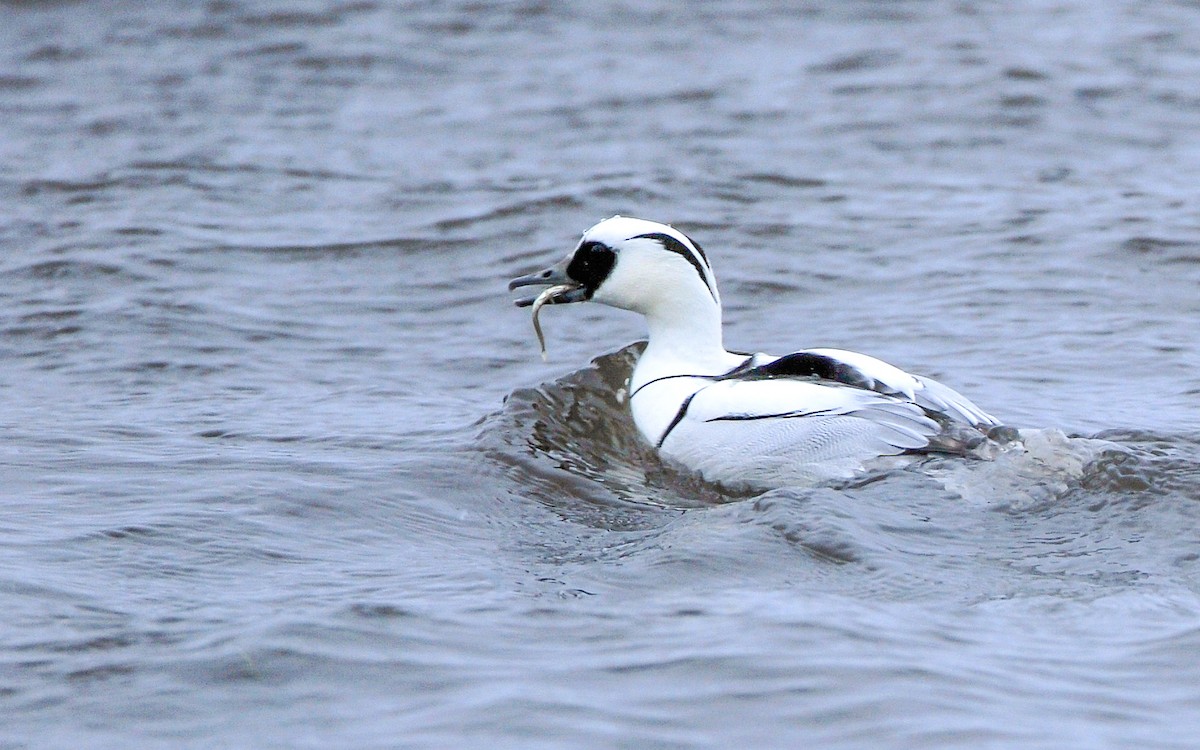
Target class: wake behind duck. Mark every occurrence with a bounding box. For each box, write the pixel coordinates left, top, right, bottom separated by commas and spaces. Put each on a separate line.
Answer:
509, 216, 1022, 489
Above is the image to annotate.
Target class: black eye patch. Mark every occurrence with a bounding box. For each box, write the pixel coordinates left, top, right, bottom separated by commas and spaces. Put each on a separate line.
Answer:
566, 241, 617, 293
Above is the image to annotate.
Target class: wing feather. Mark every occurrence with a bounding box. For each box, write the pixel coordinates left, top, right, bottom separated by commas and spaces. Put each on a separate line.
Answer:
799, 348, 998, 427
911, 374, 999, 427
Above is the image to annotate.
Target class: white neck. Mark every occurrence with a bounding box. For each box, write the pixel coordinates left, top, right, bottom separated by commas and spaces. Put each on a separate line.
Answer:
632, 294, 741, 389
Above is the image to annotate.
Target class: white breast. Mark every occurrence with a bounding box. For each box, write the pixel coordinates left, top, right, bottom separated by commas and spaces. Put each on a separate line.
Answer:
629, 376, 711, 447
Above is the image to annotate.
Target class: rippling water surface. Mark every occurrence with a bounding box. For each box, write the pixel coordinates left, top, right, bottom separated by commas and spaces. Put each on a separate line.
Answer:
3, 1, 1200, 747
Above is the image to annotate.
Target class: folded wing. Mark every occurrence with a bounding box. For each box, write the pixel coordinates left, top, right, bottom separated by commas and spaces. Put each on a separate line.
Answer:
655, 378, 948, 484
653, 351, 1002, 485
734, 347, 999, 428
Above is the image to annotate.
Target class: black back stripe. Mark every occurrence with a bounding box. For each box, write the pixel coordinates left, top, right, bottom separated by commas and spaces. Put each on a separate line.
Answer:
630, 357, 755, 399
715, 352, 875, 390
631, 232, 717, 302
656, 392, 697, 448
630, 373, 708, 399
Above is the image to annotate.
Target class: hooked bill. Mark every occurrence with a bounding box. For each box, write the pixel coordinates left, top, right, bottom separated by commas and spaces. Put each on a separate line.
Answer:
530, 283, 576, 361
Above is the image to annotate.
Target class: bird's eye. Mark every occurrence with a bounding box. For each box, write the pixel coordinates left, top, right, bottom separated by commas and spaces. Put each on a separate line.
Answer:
577, 241, 610, 266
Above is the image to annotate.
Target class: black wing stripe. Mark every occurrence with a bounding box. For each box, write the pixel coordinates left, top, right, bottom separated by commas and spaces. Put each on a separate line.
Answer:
704, 408, 838, 423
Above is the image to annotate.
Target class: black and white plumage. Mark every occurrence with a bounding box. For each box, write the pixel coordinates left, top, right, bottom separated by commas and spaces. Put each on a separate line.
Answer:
509, 216, 1009, 487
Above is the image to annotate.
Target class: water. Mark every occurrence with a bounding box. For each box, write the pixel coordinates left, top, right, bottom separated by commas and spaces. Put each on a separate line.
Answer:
2, 1, 1200, 747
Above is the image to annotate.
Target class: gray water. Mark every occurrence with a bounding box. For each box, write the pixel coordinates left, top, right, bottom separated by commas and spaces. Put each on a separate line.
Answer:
3, 1, 1200, 748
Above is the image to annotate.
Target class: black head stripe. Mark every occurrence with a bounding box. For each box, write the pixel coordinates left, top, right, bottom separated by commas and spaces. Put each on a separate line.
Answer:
631, 232, 716, 301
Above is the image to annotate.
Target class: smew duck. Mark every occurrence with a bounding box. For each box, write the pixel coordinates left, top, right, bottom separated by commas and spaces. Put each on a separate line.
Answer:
509, 216, 1011, 487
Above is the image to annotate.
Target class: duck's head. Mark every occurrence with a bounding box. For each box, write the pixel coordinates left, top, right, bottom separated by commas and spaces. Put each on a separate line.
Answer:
508, 216, 720, 315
